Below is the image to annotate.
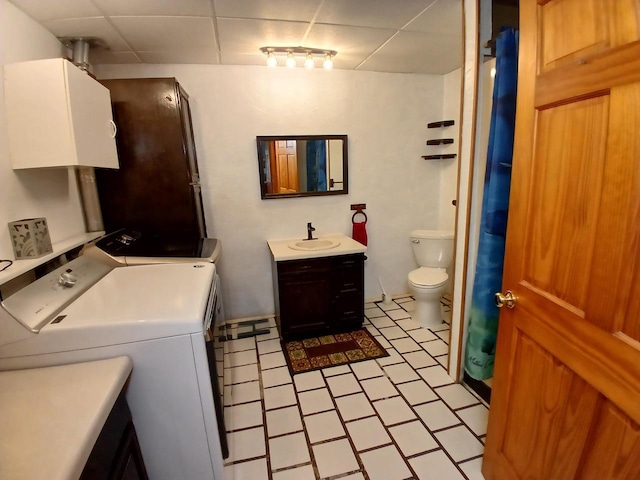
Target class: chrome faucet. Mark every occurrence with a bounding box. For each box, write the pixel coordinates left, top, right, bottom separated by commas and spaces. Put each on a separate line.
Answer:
306, 222, 316, 240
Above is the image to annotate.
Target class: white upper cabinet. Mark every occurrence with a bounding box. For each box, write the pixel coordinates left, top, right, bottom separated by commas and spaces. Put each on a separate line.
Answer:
3, 58, 119, 169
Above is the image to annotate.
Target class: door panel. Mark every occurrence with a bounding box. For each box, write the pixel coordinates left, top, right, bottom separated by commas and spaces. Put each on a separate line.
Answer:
483, 1, 640, 478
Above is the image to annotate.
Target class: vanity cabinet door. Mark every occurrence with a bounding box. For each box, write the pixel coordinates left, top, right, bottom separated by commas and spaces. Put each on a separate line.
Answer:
279, 273, 332, 338
331, 255, 365, 332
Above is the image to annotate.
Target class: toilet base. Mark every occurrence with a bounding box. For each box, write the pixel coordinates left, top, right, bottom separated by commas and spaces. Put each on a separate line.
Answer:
412, 297, 444, 328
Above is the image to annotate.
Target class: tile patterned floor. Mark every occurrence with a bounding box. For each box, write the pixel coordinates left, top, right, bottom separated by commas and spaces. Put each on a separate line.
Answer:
223, 296, 488, 480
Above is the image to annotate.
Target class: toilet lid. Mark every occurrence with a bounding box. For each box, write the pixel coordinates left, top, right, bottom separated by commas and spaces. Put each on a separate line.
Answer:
409, 268, 448, 287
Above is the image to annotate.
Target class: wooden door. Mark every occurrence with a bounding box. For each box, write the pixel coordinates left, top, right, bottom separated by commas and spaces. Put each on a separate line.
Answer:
483, 1, 640, 479
275, 140, 299, 193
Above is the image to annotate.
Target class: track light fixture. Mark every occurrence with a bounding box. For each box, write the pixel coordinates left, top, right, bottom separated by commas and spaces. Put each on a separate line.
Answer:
260, 46, 337, 70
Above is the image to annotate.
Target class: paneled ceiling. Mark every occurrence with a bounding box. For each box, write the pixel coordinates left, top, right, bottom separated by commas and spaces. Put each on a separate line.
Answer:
9, 0, 463, 74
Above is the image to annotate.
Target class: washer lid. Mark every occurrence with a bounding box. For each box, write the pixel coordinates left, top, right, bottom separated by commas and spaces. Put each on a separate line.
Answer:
408, 268, 448, 286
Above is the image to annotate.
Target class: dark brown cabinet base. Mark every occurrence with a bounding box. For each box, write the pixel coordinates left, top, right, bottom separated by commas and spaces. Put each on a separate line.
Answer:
273, 254, 365, 340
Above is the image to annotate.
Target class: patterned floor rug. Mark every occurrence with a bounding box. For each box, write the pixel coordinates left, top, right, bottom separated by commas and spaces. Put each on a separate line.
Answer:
282, 329, 389, 375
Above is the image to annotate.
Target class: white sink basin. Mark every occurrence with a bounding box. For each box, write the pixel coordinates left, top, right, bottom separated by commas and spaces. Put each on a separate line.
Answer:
288, 239, 341, 251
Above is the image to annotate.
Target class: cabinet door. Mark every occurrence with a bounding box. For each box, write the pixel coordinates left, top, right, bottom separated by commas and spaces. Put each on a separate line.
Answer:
66, 62, 118, 169
279, 273, 332, 339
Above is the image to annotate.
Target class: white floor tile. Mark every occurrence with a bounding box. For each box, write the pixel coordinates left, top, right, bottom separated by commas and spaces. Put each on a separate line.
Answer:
224, 457, 268, 480
224, 381, 261, 406
304, 410, 346, 443
335, 392, 376, 421
361, 376, 399, 401
322, 364, 351, 377
226, 427, 266, 462
257, 338, 282, 355
340, 473, 365, 480
436, 329, 451, 343
395, 318, 422, 331
383, 362, 420, 384
326, 373, 362, 397
429, 322, 451, 332
457, 404, 490, 436
350, 359, 384, 380
345, 416, 392, 451
408, 328, 438, 343
437, 354, 449, 367
226, 337, 256, 353
376, 335, 393, 348
225, 401, 263, 431
298, 388, 334, 415
359, 445, 412, 480
414, 401, 461, 431
261, 366, 292, 388
379, 325, 409, 340
272, 464, 316, 480
312, 439, 359, 478
228, 349, 258, 368
397, 380, 438, 406
227, 364, 260, 385
376, 348, 405, 367
378, 302, 401, 311
269, 432, 311, 470
394, 296, 413, 304
255, 327, 280, 341
436, 384, 480, 410
370, 316, 396, 329
459, 457, 485, 480
373, 396, 416, 426
402, 300, 417, 311
422, 339, 449, 357
365, 324, 381, 336
435, 425, 485, 461
389, 420, 438, 457
259, 351, 286, 370
387, 309, 412, 320
402, 350, 438, 369
418, 365, 454, 388
409, 450, 465, 480
266, 405, 303, 437
263, 384, 297, 410
293, 370, 325, 392
390, 337, 422, 353
365, 306, 386, 318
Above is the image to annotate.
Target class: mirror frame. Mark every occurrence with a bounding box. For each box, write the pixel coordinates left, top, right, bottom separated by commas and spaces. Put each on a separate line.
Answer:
257, 134, 349, 199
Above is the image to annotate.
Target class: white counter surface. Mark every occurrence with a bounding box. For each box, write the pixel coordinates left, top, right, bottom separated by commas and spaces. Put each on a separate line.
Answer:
0, 356, 133, 480
268, 235, 367, 261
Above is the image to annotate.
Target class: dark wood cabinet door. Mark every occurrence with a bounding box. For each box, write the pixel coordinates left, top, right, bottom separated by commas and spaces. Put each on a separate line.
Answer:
97, 78, 207, 238
279, 273, 332, 338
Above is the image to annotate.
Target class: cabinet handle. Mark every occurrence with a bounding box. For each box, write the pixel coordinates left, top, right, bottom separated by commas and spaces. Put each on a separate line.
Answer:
343, 311, 355, 316
109, 119, 117, 138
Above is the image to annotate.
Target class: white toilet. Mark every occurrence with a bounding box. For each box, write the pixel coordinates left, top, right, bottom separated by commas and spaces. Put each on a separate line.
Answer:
408, 230, 455, 327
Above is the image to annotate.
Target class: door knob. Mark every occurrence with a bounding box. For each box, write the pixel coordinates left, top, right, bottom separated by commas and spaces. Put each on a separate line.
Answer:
495, 290, 517, 309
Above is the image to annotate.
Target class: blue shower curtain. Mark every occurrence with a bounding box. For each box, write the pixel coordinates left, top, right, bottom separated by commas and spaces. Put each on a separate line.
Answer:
306, 140, 327, 191
464, 28, 519, 380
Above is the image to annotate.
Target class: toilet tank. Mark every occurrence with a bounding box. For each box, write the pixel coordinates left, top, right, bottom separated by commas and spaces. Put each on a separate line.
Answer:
411, 230, 455, 268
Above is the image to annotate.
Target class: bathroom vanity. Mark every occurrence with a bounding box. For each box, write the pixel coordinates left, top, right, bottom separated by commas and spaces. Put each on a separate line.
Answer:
268, 235, 367, 340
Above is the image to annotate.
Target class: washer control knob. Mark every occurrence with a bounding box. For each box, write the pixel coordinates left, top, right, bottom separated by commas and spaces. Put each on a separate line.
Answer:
58, 272, 77, 288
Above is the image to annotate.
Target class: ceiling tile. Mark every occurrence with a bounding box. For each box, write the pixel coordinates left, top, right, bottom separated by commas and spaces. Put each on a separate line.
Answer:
89, 50, 141, 64
109, 16, 217, 51
217, 18, 308, 54
315, 0, 436, 30
214, 0, 321, 22
305, 24, 394, 58
404, 0, 462, 34
92, 0, 213, 17
220, 52, 269, 66
138, 49, 219, 64
8, 0, 101, 22
42, 17, 130, 51
359, 30, 461, 74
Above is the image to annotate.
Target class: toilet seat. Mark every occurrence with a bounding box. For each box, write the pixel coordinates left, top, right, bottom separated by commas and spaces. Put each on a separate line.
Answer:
408, 267, 448, 289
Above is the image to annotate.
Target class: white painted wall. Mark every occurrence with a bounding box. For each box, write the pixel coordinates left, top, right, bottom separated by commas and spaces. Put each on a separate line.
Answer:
0, 0, 86, 260
439, 68, 462, 231
96, 64, 452, 319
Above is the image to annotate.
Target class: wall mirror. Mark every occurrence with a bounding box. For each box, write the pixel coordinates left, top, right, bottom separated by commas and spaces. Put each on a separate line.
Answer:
257, 135, 348, 199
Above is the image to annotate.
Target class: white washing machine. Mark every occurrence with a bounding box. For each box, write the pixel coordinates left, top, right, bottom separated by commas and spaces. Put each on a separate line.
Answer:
0, 254, 225, 480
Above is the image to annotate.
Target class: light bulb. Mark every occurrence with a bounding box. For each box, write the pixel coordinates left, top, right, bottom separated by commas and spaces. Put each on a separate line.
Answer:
286, 52, 296, 68
266, 52, 277, 67
304, 53, 315, 69
323, 54, 333, 70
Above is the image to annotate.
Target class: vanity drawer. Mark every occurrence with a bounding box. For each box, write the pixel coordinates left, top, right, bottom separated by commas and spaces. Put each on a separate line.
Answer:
331, 254, 364, 270
278, 257, 331, 276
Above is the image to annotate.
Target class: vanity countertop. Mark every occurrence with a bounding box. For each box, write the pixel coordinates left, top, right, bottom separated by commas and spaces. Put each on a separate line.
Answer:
0, 356, 133, 480
268, 234, 367, 261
